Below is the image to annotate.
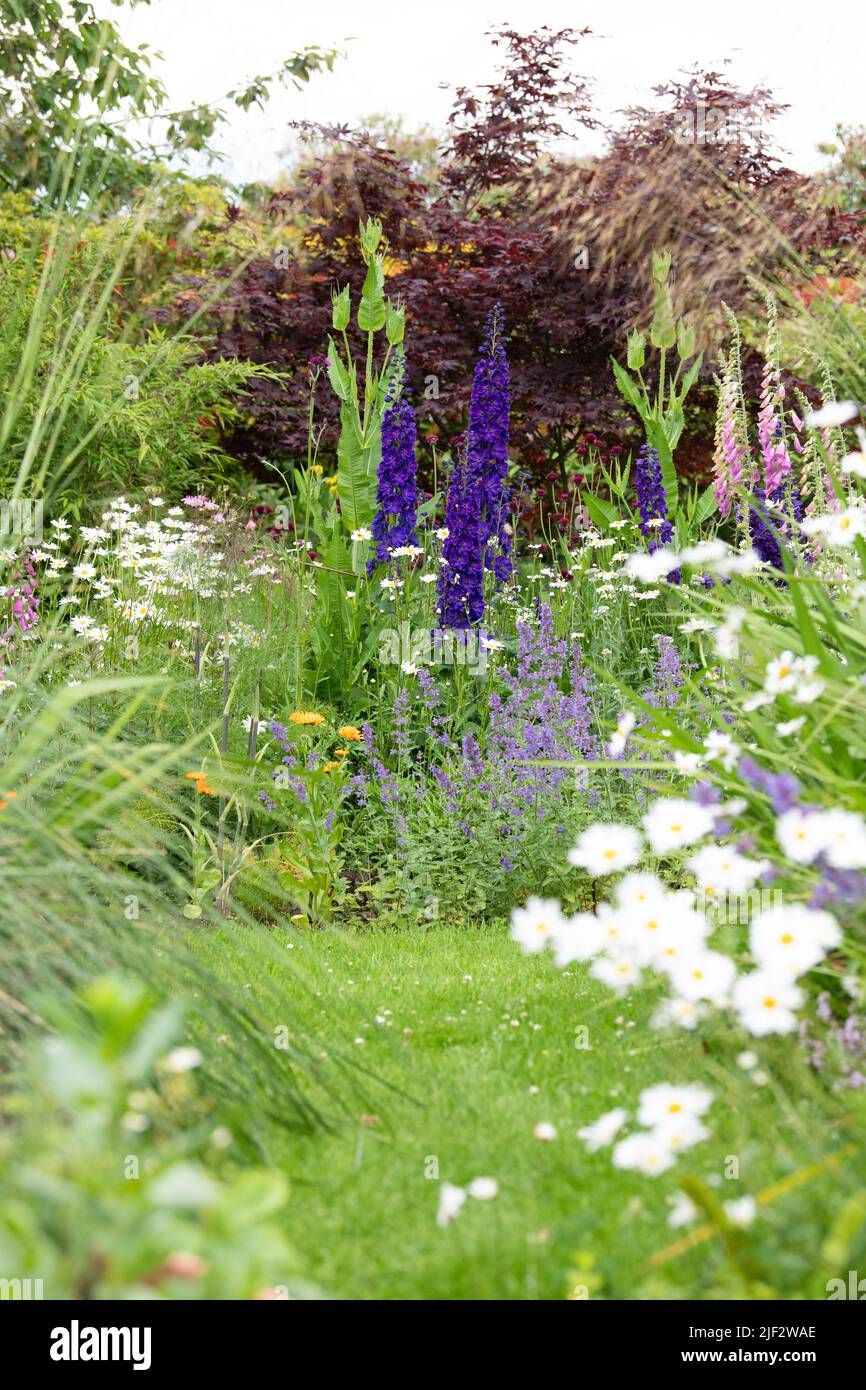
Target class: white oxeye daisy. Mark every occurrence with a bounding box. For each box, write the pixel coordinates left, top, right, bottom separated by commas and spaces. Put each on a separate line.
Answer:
673, 751, 703, 774
775, 717, 805, 737
625, 548, 680, 583
652, 996, 704, 1030
607, 711, 635, 758
510, 897, 568, 954
732, 970, 803, 1035
467, 1177, 499, 1201
764, 651, 798, 694
549, 911, 605, 966
723, 1196, 757, 1228
577, 1107, 628, 1153
436, 1182, 466, 1227
774, 807, 829, 864
801, 506, 866, 547
703, 729, 739, 771
668, 949, 737, 1004
590, 953, 641, 994
668, 1193, 698, 1228
642, 797, 715, 855
351, 528, 372, 542
817, 808, 866, 869
567, 822, 642, 875
750, 903, 840, 977
612, 1131, 676, 1176
652, 1114, 710, 1153
637, 1082, 714, 1128
533, 1121, 557, 1141
687, 844, 767, 897
804, 400, 858, 427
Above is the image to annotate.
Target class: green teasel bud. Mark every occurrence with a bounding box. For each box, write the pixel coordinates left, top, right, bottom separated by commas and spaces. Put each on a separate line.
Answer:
385, 299, 405, 346
650, 281, 676, 351
359, 216, 383, 263
331, 284, 351, 331
651, 248, 672, 286
676, 316, 696, 360
626, 329, 646, 371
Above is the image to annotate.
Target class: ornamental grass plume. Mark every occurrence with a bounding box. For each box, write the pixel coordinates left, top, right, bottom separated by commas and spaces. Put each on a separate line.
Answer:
370, 359, 419, 570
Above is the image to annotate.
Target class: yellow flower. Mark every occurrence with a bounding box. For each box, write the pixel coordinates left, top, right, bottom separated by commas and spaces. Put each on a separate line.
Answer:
333, 748, 348, 758
323, 760, 339, 773
338, 724, 362, 741
289, 710, 325, 726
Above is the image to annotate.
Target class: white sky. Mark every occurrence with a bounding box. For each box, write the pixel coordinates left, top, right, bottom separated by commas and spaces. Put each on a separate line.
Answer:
106, 0, 864, 180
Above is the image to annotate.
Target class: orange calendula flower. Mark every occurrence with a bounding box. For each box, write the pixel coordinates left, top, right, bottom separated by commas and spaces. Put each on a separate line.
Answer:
322, 760, 339, 773
333, 748, 348, 758
289, 710, 325, 726
0, 790, 16, 809
338, 725, 362, 741
185, 770, 216, 796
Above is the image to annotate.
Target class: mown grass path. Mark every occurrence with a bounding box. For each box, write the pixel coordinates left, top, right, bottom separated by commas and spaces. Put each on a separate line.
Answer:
191, 922, 858, 1299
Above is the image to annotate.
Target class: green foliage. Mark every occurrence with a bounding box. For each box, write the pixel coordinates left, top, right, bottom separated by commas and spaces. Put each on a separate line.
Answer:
0, 0, 341, 207
612, 253, 704, 515
0, 193, 260, 506
0, 975, 319, 1299
327, 219, 404, 538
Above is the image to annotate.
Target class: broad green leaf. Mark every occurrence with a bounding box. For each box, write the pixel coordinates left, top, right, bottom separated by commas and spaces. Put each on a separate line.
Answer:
692, 483, 718, 527
583, 492, 619, 530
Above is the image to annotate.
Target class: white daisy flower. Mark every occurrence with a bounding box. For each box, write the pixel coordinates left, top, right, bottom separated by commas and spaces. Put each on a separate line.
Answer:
568, 822, 642, 875
704, 730, 740, 771
801, 506, 866, 547
637, 1082, 714, 1127
750, 903, 840, 977
533, 1121, 557, 1141
667, 949, 737, 1004
436, 1182, 467, 1227
625, 548, 680, 583
775, 807, 829, 864
577, 1107, 628, 1153
612, 1131, 676, 1176
510, 897, 568, 954
467, 1177, 499, 1201
607, 711, 636, 758
723, 1196, 757, 1227
732, 970, 803, 1035
642, 797, 715, 854
804, 400, 858, 427
687, 844, 767, 897
818, 808, 866, 870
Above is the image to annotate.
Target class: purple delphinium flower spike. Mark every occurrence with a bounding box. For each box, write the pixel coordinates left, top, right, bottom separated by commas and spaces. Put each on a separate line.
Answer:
634, 443, 680, 583
438, 453, 485, 629
467, 305, 513, 583
370, 360, 418, 570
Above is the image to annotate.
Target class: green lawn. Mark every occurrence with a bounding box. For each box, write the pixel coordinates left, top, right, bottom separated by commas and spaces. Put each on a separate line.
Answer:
185, 920, 864, 1300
